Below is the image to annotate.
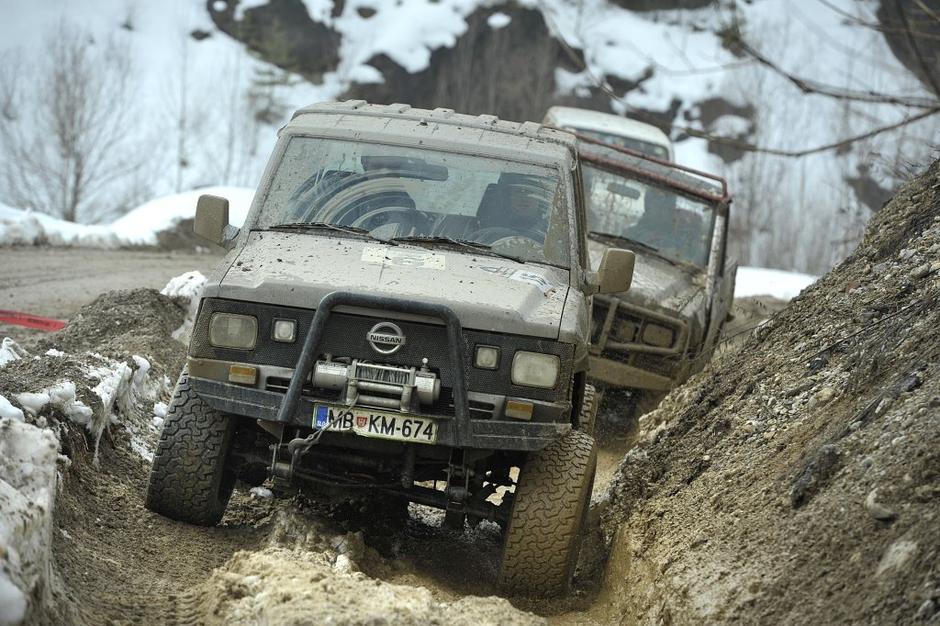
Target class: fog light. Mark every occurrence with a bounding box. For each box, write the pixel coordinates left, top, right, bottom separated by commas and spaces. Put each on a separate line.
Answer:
505, 399, 533, 420
475, 345, 500, 369
272, 318, 297, 343
228, 364, 257, 385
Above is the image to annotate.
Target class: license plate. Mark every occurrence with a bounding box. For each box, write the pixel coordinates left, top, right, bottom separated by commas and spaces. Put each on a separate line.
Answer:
313, 404, 437, 444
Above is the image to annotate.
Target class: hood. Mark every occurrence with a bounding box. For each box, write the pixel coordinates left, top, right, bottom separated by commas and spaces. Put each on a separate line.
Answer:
208, 231, 571, 339
587, 238, 705, 319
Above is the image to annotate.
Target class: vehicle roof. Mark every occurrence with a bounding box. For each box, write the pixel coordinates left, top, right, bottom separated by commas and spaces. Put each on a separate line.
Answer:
285, 100, 578, 168
578, 137, 728, 202
544, 106, 672, 151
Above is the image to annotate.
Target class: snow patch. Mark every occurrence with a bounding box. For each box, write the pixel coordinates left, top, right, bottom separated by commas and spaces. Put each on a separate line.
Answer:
0, 338, 28, 368
161, 271, 208, 343
84, 355, 169, 462
15, 383, 94, 426
487, 12, 511, 29
249, 486, 274, 499
0, 395, 24, 422
0, 187, 253, 249
735, 266, 818, 301
0, 418, 60, 625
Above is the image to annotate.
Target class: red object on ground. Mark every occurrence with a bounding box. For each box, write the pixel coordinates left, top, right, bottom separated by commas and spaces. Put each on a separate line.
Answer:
0, 310, 68, 331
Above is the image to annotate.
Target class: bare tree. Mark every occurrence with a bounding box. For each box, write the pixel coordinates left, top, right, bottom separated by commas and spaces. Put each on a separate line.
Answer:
0, 21, 144, 222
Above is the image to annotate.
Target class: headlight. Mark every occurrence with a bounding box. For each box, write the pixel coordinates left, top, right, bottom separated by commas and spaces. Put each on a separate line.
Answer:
272, 318, 297, 343
474, 345, 500, 369
208, 313, 258, 350
511, 351, 560, 389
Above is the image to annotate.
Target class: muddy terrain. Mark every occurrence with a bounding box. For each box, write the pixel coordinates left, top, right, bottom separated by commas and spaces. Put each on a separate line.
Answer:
0, 160, 938, 625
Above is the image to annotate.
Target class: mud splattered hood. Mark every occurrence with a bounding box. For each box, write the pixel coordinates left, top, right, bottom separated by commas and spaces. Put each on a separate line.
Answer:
207, 231, 571, 339
587, 238, 706, 321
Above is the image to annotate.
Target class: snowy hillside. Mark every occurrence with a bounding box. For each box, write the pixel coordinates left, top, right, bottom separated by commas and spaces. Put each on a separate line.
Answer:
0, 0, 937, 272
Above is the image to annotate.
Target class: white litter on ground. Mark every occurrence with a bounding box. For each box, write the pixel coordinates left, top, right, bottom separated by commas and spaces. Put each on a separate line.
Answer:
734, 266, 818, 301
0, 418, 60, 625
161, 271, 208, 343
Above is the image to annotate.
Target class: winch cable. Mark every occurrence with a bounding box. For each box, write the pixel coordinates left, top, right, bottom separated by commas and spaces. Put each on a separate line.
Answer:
286, 398, 362, 462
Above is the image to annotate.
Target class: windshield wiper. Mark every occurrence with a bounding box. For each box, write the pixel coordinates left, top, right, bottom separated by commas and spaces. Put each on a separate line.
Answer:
588, 230, 658, 253
268, 222, 397, 245
390, 235, 525, 263
588, 230, 682, 267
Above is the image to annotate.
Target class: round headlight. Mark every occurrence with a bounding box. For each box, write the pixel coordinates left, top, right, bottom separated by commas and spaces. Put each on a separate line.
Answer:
208, 313, 258, 350
511, 351, 560, 389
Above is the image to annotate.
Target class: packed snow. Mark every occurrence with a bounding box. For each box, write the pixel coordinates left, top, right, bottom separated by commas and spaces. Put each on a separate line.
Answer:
0, 418, 60, 626
0, 187, 253, 248
162, 271, 208, 342
0, 394, 24, 422
15, 383, 94, 426
735, 266, 817, 301
0, 338, 27, 368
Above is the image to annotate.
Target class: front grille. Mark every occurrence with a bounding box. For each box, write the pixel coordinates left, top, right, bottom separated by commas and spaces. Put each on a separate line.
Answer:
192, 298, 575, 404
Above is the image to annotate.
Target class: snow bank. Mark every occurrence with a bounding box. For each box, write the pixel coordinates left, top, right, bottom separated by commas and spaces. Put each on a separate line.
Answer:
161, 271, 208, 343
735, 266, 818, 301
0, 418, 59, 625
110, 186, 254, 245
0, 187, 253, 248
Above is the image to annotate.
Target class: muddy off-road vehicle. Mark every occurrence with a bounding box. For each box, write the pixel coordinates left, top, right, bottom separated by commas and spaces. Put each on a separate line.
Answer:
145, 101, 635, 595
576, 136, 736, 408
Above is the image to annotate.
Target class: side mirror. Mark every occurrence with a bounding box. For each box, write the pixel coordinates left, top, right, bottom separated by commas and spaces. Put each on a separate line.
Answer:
194, 194, 236, 247
595, 248, 635, 295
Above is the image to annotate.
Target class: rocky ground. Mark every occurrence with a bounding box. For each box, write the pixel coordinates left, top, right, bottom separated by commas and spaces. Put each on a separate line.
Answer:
0, 160, 937, 625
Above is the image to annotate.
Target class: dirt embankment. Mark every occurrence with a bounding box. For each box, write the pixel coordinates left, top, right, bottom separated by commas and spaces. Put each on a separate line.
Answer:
590, 160, 940, 624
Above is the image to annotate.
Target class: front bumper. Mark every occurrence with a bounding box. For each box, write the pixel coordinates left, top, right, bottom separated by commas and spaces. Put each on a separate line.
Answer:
190, 375, 570, 451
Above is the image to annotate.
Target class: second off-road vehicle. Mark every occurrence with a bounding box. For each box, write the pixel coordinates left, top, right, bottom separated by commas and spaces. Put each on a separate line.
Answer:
144, 100, 635, 596
577, 135, 736, 410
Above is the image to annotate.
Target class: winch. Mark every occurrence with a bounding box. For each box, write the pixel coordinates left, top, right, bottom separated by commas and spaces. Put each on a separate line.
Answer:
311, 357, 441, 412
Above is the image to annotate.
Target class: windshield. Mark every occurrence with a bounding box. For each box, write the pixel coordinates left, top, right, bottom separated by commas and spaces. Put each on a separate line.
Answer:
254, 137, 571, 266
572, 127, 669, 160
583, 163, 716, 267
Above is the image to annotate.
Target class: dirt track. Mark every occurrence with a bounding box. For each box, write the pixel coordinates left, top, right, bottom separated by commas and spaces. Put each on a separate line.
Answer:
0, 248, 788, 623
0, 247, 216, 343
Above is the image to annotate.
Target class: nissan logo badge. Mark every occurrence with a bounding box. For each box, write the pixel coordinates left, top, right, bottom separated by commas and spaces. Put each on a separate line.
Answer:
367, 322, 406, 355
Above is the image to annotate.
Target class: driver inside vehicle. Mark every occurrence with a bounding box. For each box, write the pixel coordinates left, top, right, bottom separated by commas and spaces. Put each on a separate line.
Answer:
473, 174, 550, 245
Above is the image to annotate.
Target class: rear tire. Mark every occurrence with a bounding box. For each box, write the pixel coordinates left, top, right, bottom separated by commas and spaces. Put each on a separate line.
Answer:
498, 430, 597, 596
145, 371, 236, 526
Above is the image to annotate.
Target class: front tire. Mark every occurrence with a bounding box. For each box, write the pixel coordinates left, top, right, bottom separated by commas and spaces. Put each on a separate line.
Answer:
498, 430, 597, 596
145, 372, 236, 526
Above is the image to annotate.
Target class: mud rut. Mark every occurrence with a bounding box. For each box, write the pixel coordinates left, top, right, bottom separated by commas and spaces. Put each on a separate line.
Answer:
1, 249, 637, 623
48, 420, 633, 624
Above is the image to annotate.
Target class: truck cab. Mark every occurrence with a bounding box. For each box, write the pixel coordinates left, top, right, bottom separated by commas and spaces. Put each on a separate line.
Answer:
145, 100, 635, 597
